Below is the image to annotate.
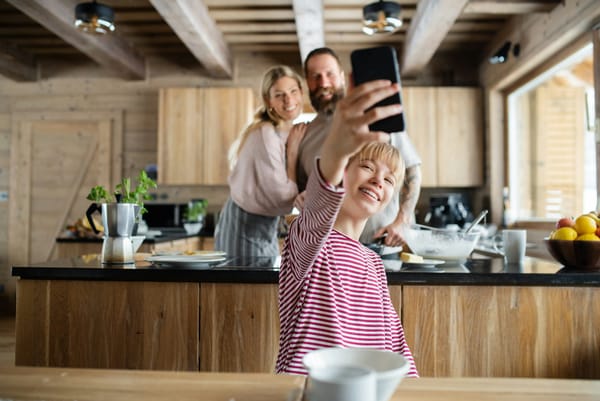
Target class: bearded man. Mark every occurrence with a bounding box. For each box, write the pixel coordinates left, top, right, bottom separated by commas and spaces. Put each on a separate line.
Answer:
296, 47, 422, 248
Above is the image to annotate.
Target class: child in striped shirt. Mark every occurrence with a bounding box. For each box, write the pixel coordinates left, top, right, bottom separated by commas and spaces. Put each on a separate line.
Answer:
276, 79, 418, 377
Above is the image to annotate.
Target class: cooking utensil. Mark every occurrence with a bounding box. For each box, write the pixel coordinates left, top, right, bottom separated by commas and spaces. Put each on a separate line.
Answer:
363, 233, 388, 255
464, 209, 489, 234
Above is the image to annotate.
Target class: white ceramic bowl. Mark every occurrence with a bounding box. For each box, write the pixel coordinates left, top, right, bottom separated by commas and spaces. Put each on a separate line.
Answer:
404, 226, 480, 262
183, 222, 202, 235
303, 347, 410, 401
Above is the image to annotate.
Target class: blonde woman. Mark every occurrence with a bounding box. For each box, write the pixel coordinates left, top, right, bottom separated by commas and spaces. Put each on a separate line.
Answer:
215, 65, 307, 257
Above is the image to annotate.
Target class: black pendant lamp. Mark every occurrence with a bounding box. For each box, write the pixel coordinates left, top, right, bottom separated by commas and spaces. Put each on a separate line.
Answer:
74, 0, 116, 35
362, 0, 402, 35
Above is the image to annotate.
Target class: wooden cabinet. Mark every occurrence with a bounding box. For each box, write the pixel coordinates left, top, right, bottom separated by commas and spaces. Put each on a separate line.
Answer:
401, 285, 600, 378
403, 87, 483, 187
15, 280, 199, 370
157, 88, 255, 185
200, 283, 279, 372
16, 276, 600, 378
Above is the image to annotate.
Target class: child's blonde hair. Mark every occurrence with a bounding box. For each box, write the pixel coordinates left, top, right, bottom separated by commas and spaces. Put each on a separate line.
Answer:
349, 141, 405, 186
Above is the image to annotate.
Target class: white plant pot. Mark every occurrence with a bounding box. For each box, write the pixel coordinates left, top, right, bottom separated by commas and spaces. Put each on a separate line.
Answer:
184, 222, 202, 235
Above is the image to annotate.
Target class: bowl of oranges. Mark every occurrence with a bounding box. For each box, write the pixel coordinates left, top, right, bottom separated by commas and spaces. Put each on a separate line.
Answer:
545, 212, 600, 271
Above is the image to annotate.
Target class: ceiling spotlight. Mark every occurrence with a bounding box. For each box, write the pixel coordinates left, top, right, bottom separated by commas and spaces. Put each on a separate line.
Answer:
74, 1, 115, 35
489, 41, 511, 64
362, 0, 402, 35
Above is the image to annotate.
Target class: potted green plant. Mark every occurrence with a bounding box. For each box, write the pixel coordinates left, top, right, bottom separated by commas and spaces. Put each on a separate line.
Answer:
183, 199, 207, 235
86, 170, 157, 215
85, 170, 157, 235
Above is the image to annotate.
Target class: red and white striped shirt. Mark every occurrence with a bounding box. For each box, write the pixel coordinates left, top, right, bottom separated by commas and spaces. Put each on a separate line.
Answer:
276, 161, 418, 377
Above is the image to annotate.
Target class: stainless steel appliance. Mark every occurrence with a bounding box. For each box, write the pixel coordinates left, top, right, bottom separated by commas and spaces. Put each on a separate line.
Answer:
86, 203, 138, 264
424, 193, 473, 228
143, 203, 187, 232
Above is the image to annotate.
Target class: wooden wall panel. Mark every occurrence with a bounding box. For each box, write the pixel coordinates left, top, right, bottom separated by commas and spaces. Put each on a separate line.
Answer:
9, 94, 157, 113
200, 283, 279, 373
9, 112, 123, 267
15, 280, 199, 370
403, 285, 600, 378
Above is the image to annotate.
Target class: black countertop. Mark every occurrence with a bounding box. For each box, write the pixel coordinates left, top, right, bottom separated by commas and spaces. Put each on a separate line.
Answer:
11, 255, 600, 287
56, 230, 210, 244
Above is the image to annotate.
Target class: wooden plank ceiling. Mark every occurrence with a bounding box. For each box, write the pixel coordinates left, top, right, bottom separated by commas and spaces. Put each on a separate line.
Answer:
0, 0, 561, 81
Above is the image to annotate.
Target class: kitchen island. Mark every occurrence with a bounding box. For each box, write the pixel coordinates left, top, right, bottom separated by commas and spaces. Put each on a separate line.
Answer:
12, 256, 600, 378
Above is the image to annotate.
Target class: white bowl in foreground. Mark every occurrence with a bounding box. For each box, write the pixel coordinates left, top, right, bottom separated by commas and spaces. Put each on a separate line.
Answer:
303, 347, 409, 401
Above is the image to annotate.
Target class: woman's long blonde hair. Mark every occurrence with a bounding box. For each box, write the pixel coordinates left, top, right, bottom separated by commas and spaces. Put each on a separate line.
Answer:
228, 65, 303, 169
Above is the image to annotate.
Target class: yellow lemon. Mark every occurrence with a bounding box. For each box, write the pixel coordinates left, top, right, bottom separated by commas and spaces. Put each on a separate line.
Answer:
551, 227, 578, 240
575, 233, 600, 241
573, 215, 597, 235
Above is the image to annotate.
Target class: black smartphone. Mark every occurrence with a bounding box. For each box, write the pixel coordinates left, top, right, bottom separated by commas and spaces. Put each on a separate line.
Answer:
350, 46, 404, 133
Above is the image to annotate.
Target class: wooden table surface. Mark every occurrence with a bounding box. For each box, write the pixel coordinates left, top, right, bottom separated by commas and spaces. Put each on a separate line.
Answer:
1, 366, 599, 401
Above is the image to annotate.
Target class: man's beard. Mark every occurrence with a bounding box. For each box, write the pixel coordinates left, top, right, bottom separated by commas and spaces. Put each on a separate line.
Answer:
309, 86, 346, 114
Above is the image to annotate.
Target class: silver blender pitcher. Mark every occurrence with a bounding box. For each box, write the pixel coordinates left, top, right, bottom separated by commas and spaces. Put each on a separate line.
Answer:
86, 203, 139, 264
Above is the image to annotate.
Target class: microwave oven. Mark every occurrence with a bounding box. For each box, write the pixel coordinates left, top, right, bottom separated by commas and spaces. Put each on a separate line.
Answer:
143, 203, 188, 230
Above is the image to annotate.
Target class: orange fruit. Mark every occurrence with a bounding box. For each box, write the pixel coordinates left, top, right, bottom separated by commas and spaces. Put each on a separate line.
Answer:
573, 215, 597, 235
575, 233, 600, 241
550, 227, 578, 240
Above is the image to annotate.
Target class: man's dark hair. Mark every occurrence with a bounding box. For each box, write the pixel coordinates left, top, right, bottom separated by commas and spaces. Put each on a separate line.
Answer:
303, 47, 342, 77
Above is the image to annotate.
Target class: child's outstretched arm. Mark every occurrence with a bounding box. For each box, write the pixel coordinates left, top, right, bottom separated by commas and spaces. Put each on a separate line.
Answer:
319, 79, 402, 185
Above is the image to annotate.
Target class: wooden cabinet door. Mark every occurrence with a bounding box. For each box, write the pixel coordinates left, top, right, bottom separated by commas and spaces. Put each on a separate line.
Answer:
436, 88, 483, 187
9, 111, 122, 266
402, 285, 600, 378
200, 88, 255, 185
200, 283, 279, 372
15, 280, 199, 370
402, 87, 483, 187
157, 88, 204, 185
403, 87, 437, 186
157, 88, 254, 185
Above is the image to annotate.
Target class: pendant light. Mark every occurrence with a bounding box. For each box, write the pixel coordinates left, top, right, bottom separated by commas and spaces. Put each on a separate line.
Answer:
362, 0, 402, 35
74, 0, 116, 35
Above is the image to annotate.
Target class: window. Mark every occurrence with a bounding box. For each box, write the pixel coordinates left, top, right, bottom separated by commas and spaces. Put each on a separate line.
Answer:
507, 43, 596, 222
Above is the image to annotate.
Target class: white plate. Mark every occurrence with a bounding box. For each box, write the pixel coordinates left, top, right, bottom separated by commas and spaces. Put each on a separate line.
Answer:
153, 250, 226, 258
145, 254, 227, 268
402, 258, 445, 268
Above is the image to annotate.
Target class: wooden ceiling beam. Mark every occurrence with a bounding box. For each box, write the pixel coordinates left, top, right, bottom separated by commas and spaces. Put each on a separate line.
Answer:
464, 0, 561, 14
401, 0, 469, 77
0, 40, 37, 81
149, 0, 233, 79
480, 0, 600, 89
293, 0, 324, 62
5, 0, 146, 80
